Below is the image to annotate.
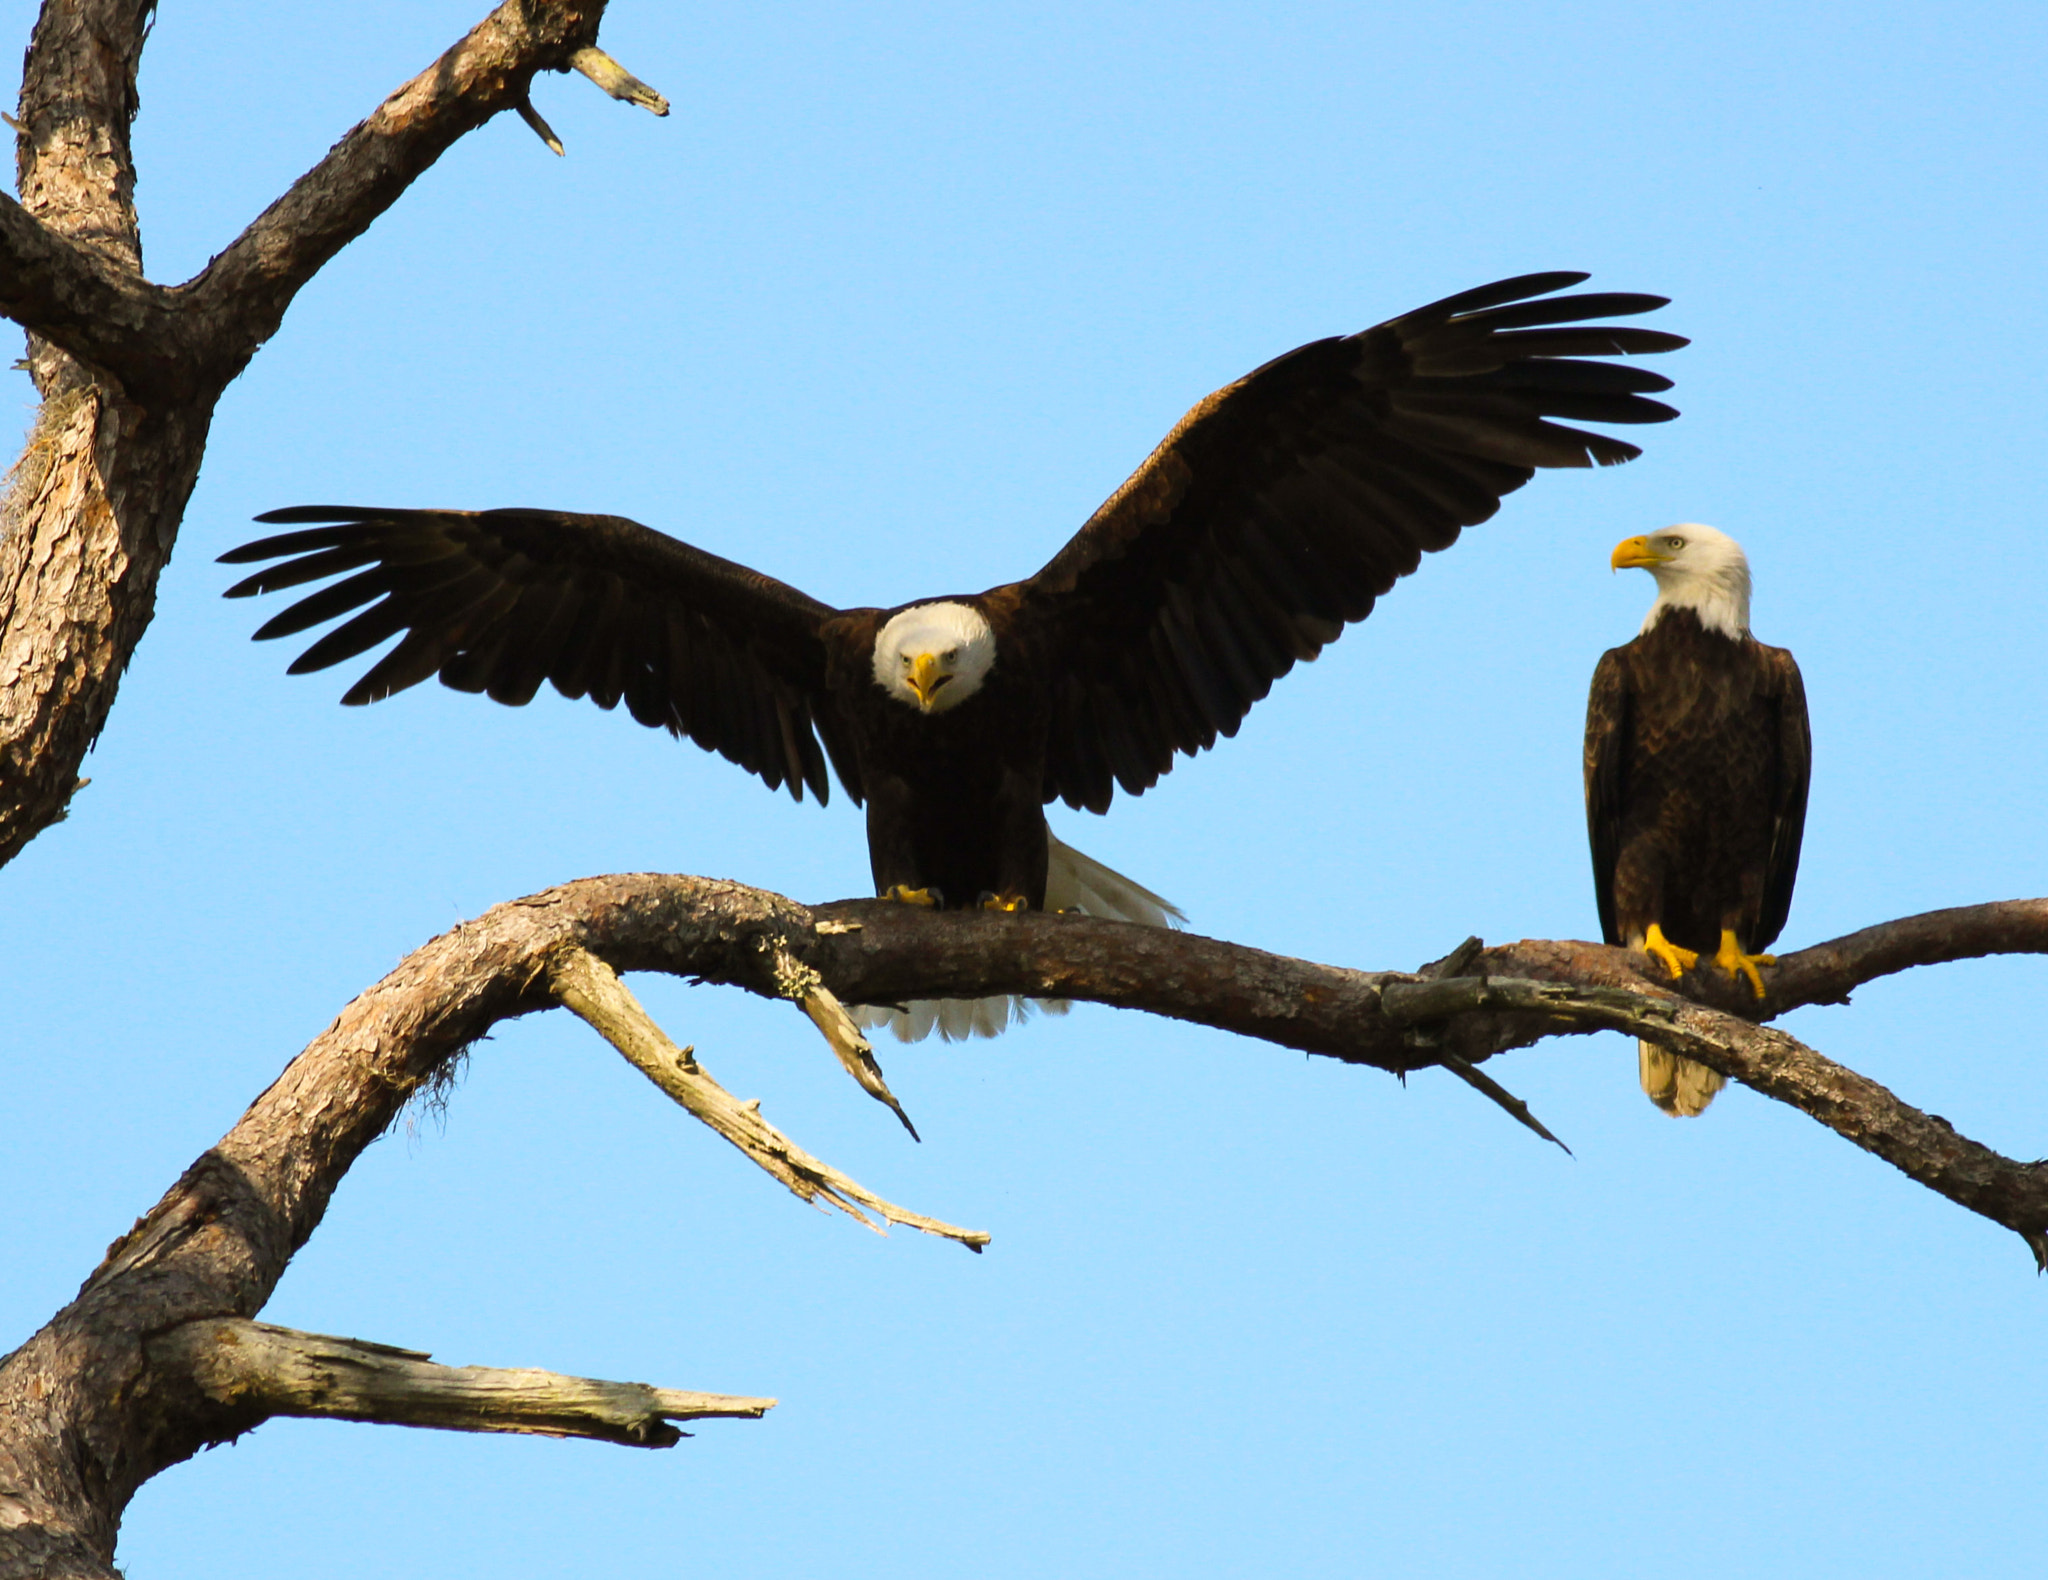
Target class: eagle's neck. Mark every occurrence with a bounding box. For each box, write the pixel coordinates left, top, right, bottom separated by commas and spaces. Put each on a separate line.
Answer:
1641, 560, 1750, 641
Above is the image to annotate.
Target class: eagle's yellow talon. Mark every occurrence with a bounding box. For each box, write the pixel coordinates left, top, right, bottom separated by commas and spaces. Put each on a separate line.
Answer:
1641, 922, 1699, 980
883, 884, 939, 907
1714, 930, 1774, 999
980, 891, 1028, 913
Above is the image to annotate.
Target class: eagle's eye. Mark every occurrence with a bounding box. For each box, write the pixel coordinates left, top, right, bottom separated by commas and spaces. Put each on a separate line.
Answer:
944, 647, 959, 663
1664, 536, 1686, 550
901, 653, 912, 668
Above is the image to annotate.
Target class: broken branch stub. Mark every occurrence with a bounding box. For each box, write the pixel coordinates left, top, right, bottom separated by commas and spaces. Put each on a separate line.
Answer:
569, 46, 671, 114
516, 98, 567, 156
769, 939, 921, 1140
149, 1319, 774, 1449
1390, 938, 1572, 1153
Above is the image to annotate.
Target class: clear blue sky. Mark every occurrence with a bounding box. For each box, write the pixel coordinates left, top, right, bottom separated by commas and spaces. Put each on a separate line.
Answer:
6, 2, 2046, 1575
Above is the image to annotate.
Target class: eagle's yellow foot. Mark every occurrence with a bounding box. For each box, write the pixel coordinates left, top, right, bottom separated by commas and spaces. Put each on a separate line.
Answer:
1713, 929, 1775, 999
882, 884, 939, 907
1641, 922, 1699, 980
980, 890, 1029, 913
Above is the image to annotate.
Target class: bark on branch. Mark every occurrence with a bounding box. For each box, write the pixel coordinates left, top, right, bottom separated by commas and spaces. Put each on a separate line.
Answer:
0, 195, 180, 384
0, 874, 2041, 1577
147, 1319, 774, 1450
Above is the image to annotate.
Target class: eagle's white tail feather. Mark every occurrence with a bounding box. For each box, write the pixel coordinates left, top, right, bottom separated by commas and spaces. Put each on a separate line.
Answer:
1638, 1039, 1725, 1117
1043, 832, 1186, 929
851, 831, 1179, 1043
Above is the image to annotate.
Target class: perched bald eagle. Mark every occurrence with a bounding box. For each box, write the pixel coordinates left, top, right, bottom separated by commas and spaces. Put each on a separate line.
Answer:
1584, 524, 1811, 1116
223, 272, 1683, 1039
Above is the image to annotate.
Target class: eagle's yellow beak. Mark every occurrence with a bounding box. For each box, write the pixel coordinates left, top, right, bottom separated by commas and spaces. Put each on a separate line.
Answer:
909, 651, 945, 710
1611, 534, 1665, 571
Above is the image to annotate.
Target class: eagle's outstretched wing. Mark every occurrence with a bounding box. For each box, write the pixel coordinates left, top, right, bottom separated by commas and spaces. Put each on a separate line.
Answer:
998, 273, 1685, 813
220, 506, 853, 802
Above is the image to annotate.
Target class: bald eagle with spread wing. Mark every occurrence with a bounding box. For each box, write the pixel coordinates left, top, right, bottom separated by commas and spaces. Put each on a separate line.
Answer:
224, 272, 1684, 1039
1585, 525, 1811, 1116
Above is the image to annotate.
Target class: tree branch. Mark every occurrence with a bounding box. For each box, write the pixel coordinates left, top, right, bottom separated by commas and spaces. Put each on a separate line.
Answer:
1402, 934, 1573, 1153
767, 933, 923, 1139
2, 3, 161, 863
9, 0, 162, 394
570, 46, 672, 115
0, 195, 180, 383
1768, 899, 2048, 1003
1381, 975, 2048, 1268
147, 1319, 773, 1450
14, 0, 148, 270
0, 4, 655, 395
1, 876, 2040, 1577
1391, 901, 2048, 1085
1437, 900, 2048, 1034
181, 0, 629, 387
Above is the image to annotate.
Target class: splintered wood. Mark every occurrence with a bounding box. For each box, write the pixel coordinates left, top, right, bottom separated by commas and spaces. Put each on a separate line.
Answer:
547, 945, 988, 1250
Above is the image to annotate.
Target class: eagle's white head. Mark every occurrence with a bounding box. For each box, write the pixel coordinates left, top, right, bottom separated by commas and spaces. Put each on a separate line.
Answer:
871, 601, 996, 714
1612, 522, 1752, 639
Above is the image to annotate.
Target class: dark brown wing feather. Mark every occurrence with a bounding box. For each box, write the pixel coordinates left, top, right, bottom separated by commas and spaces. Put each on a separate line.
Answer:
220, 507, 852, 804
1005, 272, 1686, 812
1582, 646, 1632, 947
1756, 644, 1811, 950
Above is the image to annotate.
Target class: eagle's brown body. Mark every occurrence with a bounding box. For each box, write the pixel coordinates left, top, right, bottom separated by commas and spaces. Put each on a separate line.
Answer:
1585, 597, 1810, 1114
1585, 608, 1808, 958
826, 604, 1056, 907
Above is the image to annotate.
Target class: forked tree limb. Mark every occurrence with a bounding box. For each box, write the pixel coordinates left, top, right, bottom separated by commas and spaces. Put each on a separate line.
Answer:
0, 2, 658, 400
1, 875, 2042, 1578
1444, 899, 2048, 1029
178, 2, 656, 380
0, 195, 179, 383
0, 0, 664, 879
